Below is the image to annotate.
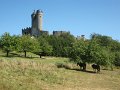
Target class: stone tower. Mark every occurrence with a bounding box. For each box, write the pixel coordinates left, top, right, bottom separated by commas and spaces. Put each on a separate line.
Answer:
22, 10, 48, 36
31, 10, 43, 36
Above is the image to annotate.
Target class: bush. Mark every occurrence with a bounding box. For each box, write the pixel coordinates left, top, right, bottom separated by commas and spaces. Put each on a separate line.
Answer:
55, 62, 71, 69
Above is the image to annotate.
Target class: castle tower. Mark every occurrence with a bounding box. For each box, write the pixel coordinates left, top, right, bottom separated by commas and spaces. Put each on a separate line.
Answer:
31, 10, 36, 27
31, 10, 43, 36
22, 10, 48, 36
36, 10, 43, 31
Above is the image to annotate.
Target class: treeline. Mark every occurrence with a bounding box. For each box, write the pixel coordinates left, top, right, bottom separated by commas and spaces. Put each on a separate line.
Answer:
0, 32, 120, 68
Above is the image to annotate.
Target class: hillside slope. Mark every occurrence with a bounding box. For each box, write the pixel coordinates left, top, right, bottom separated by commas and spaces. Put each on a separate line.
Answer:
0, 57, 120, 90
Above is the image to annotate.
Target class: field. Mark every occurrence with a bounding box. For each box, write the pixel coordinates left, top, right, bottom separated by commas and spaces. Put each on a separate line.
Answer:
0, 54, 120, 90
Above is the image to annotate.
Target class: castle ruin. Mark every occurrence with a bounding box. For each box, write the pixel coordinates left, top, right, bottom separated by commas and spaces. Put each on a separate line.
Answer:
22, 10, 48, 36
22, 10, 70, 37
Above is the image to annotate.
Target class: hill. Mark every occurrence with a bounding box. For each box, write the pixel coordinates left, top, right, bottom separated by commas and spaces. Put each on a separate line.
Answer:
0, 57, 120, 90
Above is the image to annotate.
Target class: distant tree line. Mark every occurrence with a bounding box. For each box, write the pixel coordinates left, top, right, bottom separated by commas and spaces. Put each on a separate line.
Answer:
0, 32, 120, 68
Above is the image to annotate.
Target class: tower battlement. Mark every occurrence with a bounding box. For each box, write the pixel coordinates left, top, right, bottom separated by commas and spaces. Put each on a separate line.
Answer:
22, 27, 31, 35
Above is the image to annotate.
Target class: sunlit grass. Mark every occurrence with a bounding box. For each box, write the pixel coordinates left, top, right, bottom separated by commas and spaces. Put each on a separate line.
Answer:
0, 55, 120, 90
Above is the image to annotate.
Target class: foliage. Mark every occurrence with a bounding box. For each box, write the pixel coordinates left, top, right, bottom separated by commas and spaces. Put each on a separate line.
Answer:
0, 32, 120, 68
18, 35, 38, 57
69, 33, 120, 69
36, 36, 53, 57
90, 33, 112, 48
114, 52, 120, 66
69, 39, 88, 63
0, 32, 18, 56
48, 33, 75, 57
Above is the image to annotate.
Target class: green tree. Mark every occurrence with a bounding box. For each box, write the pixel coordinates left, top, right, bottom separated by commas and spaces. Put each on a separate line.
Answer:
0, 32, 16, 57
19, 35, 38, 57
90, 33, 120, 68
87, 38, 115, 70
36, 36, 53, 58
90, 33, 112, 48
114, 52, 120, 66
110, 40, 120, 52
48, 33, 75, 57
69, 39, 88, 63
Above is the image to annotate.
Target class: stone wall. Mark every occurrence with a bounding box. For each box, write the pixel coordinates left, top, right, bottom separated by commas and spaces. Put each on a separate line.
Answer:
22, 27, 31, 35
53, 31, 70, 36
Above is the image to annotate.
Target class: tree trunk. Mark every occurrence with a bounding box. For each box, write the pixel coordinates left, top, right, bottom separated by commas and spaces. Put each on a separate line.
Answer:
39, 53, 42, 58
6, 50, 9, 57
39, 55, 42, 58
110, 64, 113, 71
24, 51, 27, 57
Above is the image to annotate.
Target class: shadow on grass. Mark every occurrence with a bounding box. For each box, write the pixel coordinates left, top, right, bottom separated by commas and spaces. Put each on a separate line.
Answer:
56, 63, 98, 74
0, 52, 22, 58
0, 52, 40, 59
12, 52, 46, 59
0, 55, 47, 61
68, 68, 97, 74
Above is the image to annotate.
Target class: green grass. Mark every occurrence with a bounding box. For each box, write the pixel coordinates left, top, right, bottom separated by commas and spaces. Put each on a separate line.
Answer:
0, 55, 120, 90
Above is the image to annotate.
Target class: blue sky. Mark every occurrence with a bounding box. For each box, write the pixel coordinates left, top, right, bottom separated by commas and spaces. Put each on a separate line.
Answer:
0, 0, 120, 40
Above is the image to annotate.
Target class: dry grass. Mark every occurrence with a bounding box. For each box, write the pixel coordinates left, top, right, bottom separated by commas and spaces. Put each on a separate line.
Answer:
0, 57, 120, 90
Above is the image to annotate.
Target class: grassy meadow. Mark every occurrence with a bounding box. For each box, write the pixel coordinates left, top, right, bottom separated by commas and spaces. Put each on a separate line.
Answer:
0, 52, 120, 90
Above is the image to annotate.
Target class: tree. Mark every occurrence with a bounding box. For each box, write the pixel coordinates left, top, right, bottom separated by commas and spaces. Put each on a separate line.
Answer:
0, 32, 17, 57
48, 33, 75, 57
19, 35, 38, 57
90, 33, 120, 68
69, 39, 88, 63
114, 52, 120, 66
33, 36, 52, 58
90, 33, 112, 48
90, 33, 120, 52
87, 38, 115, 70
110, 40, 120, 52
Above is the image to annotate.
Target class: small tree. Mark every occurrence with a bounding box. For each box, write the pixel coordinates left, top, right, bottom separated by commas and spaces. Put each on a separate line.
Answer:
0, 32, 15, 57
36, 36, 53, 58
19, 35, 38, 57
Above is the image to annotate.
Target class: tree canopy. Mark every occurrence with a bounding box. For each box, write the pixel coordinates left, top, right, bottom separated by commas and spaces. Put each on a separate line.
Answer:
0, 32, 120, 68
